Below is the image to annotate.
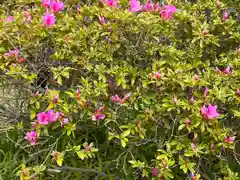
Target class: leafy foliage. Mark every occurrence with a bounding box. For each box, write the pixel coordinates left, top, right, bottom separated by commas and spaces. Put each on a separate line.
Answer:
0, 0, 239, 179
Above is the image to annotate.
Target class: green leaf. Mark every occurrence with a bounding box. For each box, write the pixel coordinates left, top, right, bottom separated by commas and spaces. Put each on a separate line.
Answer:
121, 139, 127, 148
57, 76, 62, 85
122, 129, 131, 138
178, 124, 186, 131
77, 150, 85, 160
57, 153, 63, 166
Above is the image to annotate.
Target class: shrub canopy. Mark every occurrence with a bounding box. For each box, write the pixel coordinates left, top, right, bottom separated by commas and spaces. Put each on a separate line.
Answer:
0, 0, 240, 179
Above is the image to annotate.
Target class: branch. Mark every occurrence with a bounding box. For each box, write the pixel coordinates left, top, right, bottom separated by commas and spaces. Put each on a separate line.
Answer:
46, 166, 107, 177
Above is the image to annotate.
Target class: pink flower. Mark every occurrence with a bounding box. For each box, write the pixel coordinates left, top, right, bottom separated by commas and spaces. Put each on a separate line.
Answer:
186, 119, 190, 125
111, 94, 121, 103
47, 110, 59, 122
143, 0, 153, 12
173, 96, 177, 104
236, 88, 240, 96
92, 106, 105, 121
25, 131, 37, 145
23, 11, 31, 22
49, 1, 64, 13
99, 16, 106, 25
123, 92, 131, 101
76, 88, 80, 99
160, 5, 177, 20
129, 0, 142, 12
4, 49, 19, 58
210, 143, 214, 152
153, 2, 160, 12
222, 66, 231, 74
104, 0, 117, 8
191, 143, 196, 151
76, 4, 81, 11
31, 122, 37, 129
237, 46, 240, 56
51, 95, 59, 104
200, 104, 220, 120
3, 16, 14, 22
41, 0, 51, 8
224, 136, 236, 143
193, 74, 199, 81
42, 13, 55, 27
61, 118, 69, 127
153, 72, 161, 79
222, 11, 228, 21
37, 112, 49, 125
152, 167, 158, 176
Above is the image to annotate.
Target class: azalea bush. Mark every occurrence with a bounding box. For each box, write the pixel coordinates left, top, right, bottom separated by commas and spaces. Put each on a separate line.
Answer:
0, 0, 240, 179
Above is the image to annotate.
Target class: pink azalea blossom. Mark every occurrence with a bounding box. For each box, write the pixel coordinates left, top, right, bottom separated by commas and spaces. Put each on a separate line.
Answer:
42, 13, 55, 27
237, 46, 240, 56
200, 104, 220, 120
47, 110, 59, 122
41, 0, 51, 8
76, 88, 80, 99
129, 0, 142, 12
186, 118, 190, 125
51, 95, 59, 104
111, 94, 121, 103
222, 66, 231, 74
4, 49, 19, 58
152, 167, 158, 176
37, 112, 49, 125
99, 16, 106, 25
23, 11, 31, 22
193, 74, 199, 81
173, 96, 177, 104
3, 16, 14, 22
153, 72, 161, 79
153, 2, 160, 12
104, 0, 118, 8
191, 143, 196, 151
224, 136, 236, 143
25, 131, 37, 145
236, 88, 240, 96
222, 11, 228, 21
61, 118, 69, 127
92, 106, 105, 121
143, 0, 154, 12
160, 5, 177, 20
123, 92, 131, 101
49, 0, 64, 13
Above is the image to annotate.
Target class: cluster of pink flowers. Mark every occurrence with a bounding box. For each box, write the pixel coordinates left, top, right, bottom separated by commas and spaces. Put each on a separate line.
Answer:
104, 0, 118, 8
37, 110, 68, 126
41, 0, 64, 27
110, 93, 131, 104
1, 16, 14, 22
102, 0, 176, 20
25, 110, 68, 145
4, 49, 25, 63
24, 131, 37, 145
92, 106, 105, 121
128, 0, 176, 20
